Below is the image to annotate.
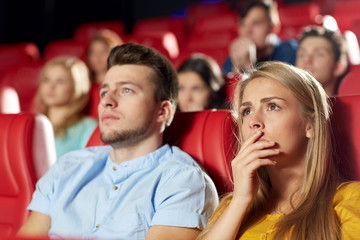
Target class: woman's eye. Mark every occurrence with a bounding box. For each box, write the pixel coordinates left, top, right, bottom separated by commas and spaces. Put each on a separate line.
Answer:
267, 103, 280, 111
241, 108, 252, 117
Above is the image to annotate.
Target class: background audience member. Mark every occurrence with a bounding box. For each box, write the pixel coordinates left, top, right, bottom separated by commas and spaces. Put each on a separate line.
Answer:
197, 61, 360, 239
87, 29, 123, 84
33, 56, 97, 158
87, 29, 123, 120
223, 0, 298, 74
296, 26, 348, 96
19, 43, 218, 239
177, 53, 227, 112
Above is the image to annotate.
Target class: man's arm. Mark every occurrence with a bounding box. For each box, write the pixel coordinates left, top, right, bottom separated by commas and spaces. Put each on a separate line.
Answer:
146, 225, 200, 240
17, 211, 51, 237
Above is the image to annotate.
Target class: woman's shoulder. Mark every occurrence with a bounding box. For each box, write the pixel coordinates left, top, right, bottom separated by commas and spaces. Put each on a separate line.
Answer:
334, 182, 360, 238
334, 181, 360, 210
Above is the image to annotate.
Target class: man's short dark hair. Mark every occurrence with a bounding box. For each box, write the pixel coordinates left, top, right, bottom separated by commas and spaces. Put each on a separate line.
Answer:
107, 43, 178, 111
299, 26, 347, 63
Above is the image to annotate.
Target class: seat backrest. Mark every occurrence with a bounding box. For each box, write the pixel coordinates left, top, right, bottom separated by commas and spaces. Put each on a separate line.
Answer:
86, 109, 238, 196
0, 63, 43, 111
42, 39, 87, 62
0, 113, 56, 237
331, 95, 360, 181
0, 43, 41, 81
0, 86, 20, 114
73, 21, 126, 45
338, 64, 360, 96
129, 31, 180, 60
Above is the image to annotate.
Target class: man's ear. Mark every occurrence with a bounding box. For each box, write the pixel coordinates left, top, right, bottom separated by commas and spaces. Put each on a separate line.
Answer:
157, 100, 172, 124
333, 60, 348, 78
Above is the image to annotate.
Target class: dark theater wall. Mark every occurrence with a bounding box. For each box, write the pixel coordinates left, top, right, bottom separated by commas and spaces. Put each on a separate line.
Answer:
0, 0, 199, 52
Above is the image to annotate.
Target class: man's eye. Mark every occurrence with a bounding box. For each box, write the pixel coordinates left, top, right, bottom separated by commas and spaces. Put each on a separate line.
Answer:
100, 91, 107, 98
123, 88, 133, 93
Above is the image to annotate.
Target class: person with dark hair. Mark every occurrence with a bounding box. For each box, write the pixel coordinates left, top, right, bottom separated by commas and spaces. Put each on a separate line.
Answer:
177, 53, 227, 112
296, 25, 348, 96
223, 0, 298, 74
18, 43, 218, 240
197, 61, 360, 240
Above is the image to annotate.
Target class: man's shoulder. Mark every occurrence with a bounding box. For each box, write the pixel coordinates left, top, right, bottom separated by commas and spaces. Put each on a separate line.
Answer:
164, 145, 200, 167
56, 145, 111, 168
276, 38, 299, 51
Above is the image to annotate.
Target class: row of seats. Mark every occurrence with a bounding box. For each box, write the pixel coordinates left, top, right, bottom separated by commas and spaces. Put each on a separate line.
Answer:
1, 93, 360, 237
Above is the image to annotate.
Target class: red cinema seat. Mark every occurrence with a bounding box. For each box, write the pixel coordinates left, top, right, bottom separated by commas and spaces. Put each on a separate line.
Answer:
190, 11, 239, 38
43, 39, 87, 62
73, 21, 126, 45
0, 43, 40, 81
86, 109, 238, 196
133, 17, 187, 48
0, 63, 43, 112
0, 86, 20, 114
129, 31, 179, 60
338, 64, 360, 96
278, 2, 321, 40
331, 95, 360, 181
331, 0, 360, 32
0, 113, 56, 237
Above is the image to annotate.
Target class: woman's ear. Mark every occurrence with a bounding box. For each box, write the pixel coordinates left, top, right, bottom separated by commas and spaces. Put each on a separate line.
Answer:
305, 116, 315, 138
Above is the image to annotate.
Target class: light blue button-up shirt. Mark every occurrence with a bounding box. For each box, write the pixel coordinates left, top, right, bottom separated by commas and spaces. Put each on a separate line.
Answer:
28, 144, 218, 239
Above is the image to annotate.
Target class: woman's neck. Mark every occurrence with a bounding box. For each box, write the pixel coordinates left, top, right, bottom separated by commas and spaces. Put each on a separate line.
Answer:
95, 72, 106, 83
266, 162, 305, 214
48, 106, 71, 126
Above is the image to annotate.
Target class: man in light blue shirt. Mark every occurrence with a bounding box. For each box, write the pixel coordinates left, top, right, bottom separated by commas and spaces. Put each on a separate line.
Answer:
18, 43, 219, 240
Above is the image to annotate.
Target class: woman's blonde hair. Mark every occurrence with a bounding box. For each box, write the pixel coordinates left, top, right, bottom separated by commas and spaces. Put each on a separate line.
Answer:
34, 56, 91, 137
199, 61, 341, 239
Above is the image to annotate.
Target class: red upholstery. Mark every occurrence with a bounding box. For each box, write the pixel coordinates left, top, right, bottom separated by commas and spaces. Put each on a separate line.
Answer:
42, 39, 87, 62
278, 2, 320, 40
331, 0, 360, 32
129, 31, 179, 60
0, 113, 55, 237
86, 109, 238, 196
0, 63, 43, 111
73, 21, 125, 45
88, 83, 100, 121
0, 43, 40, 81
133, 17, 186, 48
0, 86, 20, 114
190, 11, 239, 38
338, 64, 360, 96
331, 95, 360, 181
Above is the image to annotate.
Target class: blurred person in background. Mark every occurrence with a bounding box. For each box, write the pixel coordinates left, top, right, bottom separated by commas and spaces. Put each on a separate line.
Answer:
33, 56, 97, 158
296, 25, 348, 96
223, 0, 298, 74
177, 54, 228, 112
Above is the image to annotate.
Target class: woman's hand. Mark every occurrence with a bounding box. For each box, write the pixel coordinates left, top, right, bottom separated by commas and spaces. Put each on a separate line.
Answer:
231, 130, 279, 203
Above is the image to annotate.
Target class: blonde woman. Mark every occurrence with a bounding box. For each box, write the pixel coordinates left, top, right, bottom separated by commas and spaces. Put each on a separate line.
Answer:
34, 56, 97, 158
198, 61, 360, 240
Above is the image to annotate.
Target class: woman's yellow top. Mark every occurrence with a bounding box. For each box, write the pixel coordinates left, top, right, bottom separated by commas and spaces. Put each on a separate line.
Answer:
215, 182, 360, 240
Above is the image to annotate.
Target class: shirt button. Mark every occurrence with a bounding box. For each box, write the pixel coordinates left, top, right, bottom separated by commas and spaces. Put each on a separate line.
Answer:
112, 166, 117, 171
95, 224, 100, 228
261, 234, 266, 239
113, 186, 118, 190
